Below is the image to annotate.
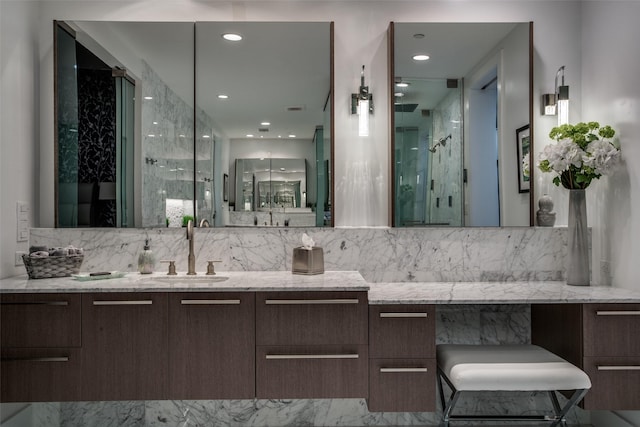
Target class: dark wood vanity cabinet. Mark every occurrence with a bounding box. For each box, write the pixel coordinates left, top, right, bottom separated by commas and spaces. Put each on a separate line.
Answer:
367, 304, 436, 412
81, 292, 168, 401
255, 291, 368, 398
532, 303, 640, 410
0, 293, 83, 402
168, 292, 255, 399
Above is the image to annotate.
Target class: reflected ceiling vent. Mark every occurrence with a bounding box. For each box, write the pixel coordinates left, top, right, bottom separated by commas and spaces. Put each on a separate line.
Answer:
259, 128, 269, 132
421, 109, 431, 117
394, 103, 418, 113
286, 105, 306, 112
447, 79, 458, 88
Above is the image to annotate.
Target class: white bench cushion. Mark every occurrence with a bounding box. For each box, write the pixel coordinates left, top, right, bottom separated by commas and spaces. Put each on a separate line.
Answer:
437, 344, 592, 392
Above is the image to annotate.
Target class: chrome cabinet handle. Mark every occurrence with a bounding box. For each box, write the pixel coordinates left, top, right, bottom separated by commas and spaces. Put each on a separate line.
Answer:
93, 300, 153, 306
181, 299, 240, 305
1, 301, 69, 306
265, 354, 359, 360
380, 312, 428, 318
596, 311, 640, 316
379, 367, 428, 373
597, 365, 640, 371
2, 356, 69, 362
265, 299, 359, 305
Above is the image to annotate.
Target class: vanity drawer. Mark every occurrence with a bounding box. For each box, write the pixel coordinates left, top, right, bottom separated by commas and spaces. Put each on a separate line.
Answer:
256, 291, 368, 345
582, 356, 640, 410
583, 304, 640, 357
0, 293, 81, 348
256, 344, 368, 398
368, 358, 436, 412
1, 347, 82, 402
369, 304, 435, 358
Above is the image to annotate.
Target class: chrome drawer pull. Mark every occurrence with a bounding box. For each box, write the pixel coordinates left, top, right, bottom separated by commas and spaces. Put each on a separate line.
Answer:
265, 354, 359, 360
380, 367, 428, 373
93, 300, 153, 306
596, 311, 640, 316
380, 312, 428, 318
265, 299, 359, 305
2, 356, 69, 363
181, 299, 240, 305
1, 301, 69, 306
597, 365, 640, 371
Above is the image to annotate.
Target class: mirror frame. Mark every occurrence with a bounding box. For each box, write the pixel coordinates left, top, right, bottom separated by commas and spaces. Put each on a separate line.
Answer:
53, 21, 335, 228
388, 21, 534, 227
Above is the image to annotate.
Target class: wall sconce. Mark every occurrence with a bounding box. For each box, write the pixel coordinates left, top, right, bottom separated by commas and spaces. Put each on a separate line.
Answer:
351, 65, 373, 136
541, 66, 570, 125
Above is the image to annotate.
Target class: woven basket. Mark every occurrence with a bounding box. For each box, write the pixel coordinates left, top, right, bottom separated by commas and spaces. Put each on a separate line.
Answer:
22, 254, 84, 279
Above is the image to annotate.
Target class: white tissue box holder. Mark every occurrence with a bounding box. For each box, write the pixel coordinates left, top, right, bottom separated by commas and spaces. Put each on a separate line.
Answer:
292, 247, 324, 275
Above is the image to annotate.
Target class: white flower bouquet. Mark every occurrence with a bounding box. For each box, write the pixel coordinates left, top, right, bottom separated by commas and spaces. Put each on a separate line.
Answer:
538, 122, 621, 189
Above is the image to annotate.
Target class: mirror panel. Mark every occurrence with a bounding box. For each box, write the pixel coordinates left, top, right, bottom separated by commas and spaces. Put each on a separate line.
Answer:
391, 22, 532, 227
195, 22, 332, 227
55, 21, 195, 228
54, 21, 332, 228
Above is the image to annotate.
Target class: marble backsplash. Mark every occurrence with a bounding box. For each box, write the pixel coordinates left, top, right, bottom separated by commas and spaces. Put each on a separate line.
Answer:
29, 226, 568, 282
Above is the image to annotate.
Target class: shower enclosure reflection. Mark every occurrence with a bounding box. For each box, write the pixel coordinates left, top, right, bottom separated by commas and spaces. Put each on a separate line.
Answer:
391, 22, 533, 227
395, 78, 463, 226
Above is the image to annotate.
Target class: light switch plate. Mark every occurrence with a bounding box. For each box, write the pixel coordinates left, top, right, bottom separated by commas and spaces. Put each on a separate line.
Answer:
16, 202, 29, 242
15, 251, 27, 266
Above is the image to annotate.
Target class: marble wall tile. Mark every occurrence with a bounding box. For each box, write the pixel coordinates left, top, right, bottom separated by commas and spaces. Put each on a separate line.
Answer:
29, 226, 568, 282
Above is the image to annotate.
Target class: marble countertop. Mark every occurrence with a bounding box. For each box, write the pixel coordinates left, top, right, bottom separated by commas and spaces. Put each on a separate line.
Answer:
3, 271, 640, 303
368, 281, 640, 304
0, 271, 369, 293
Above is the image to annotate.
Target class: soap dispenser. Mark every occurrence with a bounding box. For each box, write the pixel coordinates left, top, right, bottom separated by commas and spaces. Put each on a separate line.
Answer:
138, 239, 156, 274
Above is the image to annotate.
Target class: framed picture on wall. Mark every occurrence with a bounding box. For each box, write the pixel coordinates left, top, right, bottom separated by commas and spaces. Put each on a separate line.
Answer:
516, 124, 530, 193
223, 173, 229, 201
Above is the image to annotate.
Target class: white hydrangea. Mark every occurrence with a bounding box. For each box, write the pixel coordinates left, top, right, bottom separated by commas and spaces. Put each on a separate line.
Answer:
540, 139, 585, 173
583, 139, 621, 175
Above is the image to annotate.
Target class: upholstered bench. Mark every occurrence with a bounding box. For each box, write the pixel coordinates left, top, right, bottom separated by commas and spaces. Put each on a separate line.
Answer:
436, 344, 591, 427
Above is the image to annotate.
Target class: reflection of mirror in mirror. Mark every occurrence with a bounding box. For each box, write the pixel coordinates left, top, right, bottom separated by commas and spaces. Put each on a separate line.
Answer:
232, 158, 314, 227
54, 21, 333, 229
392, 22, 532, 227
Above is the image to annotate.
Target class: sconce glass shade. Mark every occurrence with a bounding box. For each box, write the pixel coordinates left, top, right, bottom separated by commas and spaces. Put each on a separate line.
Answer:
557, 85, 569, 125
358, 99, 370, 137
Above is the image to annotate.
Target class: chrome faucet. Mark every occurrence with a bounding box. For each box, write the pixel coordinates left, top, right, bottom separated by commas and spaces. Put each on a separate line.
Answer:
186, 219, 196, 275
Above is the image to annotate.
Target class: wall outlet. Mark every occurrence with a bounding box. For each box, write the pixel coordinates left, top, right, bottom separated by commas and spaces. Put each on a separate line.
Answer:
15, 251, 27, 266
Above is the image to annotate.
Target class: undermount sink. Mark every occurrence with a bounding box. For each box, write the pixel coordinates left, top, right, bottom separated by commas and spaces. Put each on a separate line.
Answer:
144, 275, 229, 283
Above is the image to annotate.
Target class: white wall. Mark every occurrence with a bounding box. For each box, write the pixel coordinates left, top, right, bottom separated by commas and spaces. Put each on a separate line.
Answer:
579, 1, 640, 294
0, 1, 40, 278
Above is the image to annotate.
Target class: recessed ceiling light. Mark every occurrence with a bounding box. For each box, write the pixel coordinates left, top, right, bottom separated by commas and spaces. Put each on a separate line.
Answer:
288, 134, 296, 138
147, 134, 155, 137
203, 135, 210, 139
218, 94, 229, 99
396, 82, 409, 88
144, 96, 153, 100
280, 168, 285, 171
261, 122, 271, 126
413, 54, 430, 61
395, 92, 405, 97
246, 134, 254, 138
222, 33, 243, 42
152, 121, 158, 125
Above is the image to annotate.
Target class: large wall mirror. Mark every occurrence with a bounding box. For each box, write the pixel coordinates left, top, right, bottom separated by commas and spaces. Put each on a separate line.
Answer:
54, 21, 333, 228
390, 22, 533, 227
